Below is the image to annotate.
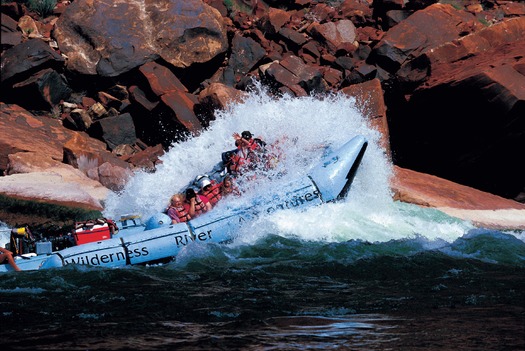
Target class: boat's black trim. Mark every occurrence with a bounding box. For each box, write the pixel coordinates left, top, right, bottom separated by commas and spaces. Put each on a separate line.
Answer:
307, 175, 325, 203
119, 237, 131, 265
337, 141, 367, 200
54, 252, 65, 266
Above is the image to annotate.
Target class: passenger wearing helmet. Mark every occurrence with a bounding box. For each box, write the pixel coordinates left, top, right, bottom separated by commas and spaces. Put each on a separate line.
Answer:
185, 187, 212, 217
195, 175, 223, 207
229, 131, 266, 176
233, 131, 266, 150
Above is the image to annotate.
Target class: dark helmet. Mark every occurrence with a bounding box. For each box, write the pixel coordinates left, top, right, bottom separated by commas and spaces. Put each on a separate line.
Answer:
185, 188, 196, 199
241, 131, 252, 140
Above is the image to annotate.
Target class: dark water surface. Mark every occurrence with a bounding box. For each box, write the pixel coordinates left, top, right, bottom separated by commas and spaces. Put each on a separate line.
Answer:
2, 235, 524, 350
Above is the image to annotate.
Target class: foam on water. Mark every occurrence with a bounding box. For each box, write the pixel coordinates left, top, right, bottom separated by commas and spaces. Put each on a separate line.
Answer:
100, 86, 518, 250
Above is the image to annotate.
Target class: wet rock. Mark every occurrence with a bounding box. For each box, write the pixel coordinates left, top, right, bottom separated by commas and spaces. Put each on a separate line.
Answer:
197, 82, 247, 120
221, 33, 266, 86
53, 0, 228, 76
159, 90, 202, 134
123, 144, 165, 173
88, 113, 137, 151
341, 78, 390, 157
391, 166, 525, 229
0, 102, 75, 172
62, 133, 130, 171
0, 38, 65, 86
308, 19, 358, 55
371, 3, 479, 74
392, 17, 525, 199
11, 68, 72, 111
97, 162, 132, 192
1, 0, 525, 214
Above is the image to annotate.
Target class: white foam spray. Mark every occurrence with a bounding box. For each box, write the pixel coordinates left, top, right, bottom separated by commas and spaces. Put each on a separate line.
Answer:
103, 85, 472, 244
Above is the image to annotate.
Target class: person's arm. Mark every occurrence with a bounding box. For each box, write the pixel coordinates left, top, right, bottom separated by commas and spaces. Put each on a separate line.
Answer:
202, 196, 212, 212
186, 200, 196, 217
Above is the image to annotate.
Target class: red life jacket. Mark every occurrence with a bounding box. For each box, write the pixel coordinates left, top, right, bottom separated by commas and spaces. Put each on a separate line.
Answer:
229, 151, 248, 175
193, 195, 209, 216
172, 205, 191, 222
229, 138, 266, 175
201, 182, 222, 206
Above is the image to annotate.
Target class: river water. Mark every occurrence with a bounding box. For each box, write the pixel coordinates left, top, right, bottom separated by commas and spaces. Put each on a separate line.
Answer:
1, 89, 524, 350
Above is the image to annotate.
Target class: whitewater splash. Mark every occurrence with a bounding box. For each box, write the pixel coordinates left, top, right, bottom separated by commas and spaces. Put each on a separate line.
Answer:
103, 87, 473, 246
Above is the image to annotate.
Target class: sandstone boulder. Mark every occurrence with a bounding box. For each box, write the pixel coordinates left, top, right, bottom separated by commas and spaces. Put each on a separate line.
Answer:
3, 151, 108, 210
264, 54, 328, 96
308, 19, 358, 55
392, 17, 525, 200
371, 3, 479, 73
197, 82, 247, 120
11, 68, 72, 110
0, 102, 75, 172
221, 32, 266, 87
341, 78, 390, 157
0, 172, 105, 211
0, 38, 65, 86
88, 113, 137, 151
53, 0, 228, 76
138, 61, 202, 134
391, 166, 525, 230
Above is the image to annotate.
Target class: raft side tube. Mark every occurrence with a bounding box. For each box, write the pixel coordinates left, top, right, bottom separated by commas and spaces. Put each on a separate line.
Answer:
0, 254, 54, 272
58, 238, 128, 268
188, 210, 252, 245
124, 221, 192, 265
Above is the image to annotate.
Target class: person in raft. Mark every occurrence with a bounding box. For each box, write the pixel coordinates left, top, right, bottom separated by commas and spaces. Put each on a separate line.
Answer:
195, 175, 223, 207
167, 189, 212, 224
0, 246, 21, 272
228, 131, 267, 176
166, 194, 185, 224
219, 175, 240, 197
185, 188, 212, 217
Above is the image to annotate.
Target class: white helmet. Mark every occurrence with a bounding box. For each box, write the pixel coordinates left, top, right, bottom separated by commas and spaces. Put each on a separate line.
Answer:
195, 174, 211, 189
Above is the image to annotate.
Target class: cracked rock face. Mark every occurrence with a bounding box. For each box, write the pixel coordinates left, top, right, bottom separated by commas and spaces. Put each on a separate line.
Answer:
54, 0, 228, 77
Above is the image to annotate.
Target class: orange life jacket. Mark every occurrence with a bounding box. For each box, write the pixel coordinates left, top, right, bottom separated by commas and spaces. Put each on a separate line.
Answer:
229, 138, 266, 175
229, 151, 249, 175
193, 195, 209, 216
172, 205, 191, 222
201, 182, 222, 206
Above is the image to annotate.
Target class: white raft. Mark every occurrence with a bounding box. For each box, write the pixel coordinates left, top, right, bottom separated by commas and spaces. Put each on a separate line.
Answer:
1, 135, 368, 272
